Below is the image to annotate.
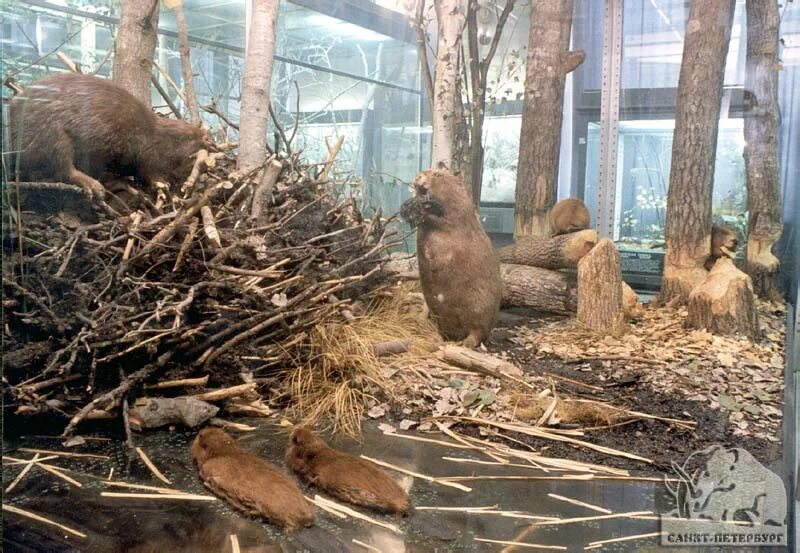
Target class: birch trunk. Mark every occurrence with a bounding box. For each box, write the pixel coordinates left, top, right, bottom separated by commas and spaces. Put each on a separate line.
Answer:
514, 0, 584, 238
430, 0, 466, 176
238, 0, 280, 174
113, 0, 160, 108
744, 0, 783, 297
659, 0, 736, 303
174, 1, 201, 125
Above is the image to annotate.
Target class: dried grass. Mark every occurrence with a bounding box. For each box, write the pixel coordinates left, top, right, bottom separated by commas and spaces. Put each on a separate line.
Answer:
284, 282, 441, 435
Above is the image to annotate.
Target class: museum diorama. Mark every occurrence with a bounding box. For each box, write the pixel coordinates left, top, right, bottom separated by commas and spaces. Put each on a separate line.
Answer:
1, 0, 798, 551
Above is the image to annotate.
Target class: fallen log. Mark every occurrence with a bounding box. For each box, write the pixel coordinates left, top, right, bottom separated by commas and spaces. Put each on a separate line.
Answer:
439, 344, 523, 379
498, 229, 598, 269
577, 238, 626, 336
687, 257, 760, 340
499, 263, 577, 315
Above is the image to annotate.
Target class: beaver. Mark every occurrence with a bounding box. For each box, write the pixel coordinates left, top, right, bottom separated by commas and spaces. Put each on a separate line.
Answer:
285, 427, 411, 516
8, 73, 212, 199
704, 224, 739, 270
400, 170, 502, 348
192, 427, 314, 532
549, 198, 591, 236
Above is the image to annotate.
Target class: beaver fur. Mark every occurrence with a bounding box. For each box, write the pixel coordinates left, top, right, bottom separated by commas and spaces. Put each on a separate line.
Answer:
192, 427, 314, 532
400, 170, 502, 348
549, 198, 591, 236
9, 73, 211, 199
285, 427, 411, 515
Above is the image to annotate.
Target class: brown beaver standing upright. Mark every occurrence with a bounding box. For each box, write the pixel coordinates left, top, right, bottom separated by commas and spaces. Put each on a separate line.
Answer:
704, 224, 739, 270
192, 427, 314, 532
400, 170, 502, 348
549, 198, 591, 236
285, 427, 411, 516
8, 73, 212, 199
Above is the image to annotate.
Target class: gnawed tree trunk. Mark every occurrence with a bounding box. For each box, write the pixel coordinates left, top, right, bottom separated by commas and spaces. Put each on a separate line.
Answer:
577, 238, 626, 336
659, 0, 736, 303
173, 0, 201, 125
238, 0, 280, 174
687, 258, 760, 340
500, 263, 577, 315
430, 0, 466, 175
744, 0, 783, 297
113, 0, 160, 108
498, 229, 598, 269
514, 0, 584, 238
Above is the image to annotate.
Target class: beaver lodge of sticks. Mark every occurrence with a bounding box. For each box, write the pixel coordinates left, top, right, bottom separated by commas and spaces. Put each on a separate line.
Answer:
2, 145, 401, 439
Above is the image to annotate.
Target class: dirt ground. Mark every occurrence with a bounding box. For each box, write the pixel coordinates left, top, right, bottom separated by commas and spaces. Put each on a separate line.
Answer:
483, 310, 782, 473
370, 296, 786, 477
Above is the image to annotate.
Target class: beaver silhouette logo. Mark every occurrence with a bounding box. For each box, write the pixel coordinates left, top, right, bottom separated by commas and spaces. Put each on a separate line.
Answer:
661, 445, 787, 547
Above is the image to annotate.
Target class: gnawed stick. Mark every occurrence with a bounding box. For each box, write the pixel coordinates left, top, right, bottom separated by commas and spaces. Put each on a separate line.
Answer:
585, 531, 664, 549
475, 538, 566, 551
3, 504, 87, 538
173, 217, 199, 272
101, 492, 217, 501
200, 206, 222, 248
189, 383, 257, 402
359, 455, 472, 492
251, 156, 283, 222
5, 453, 40, 493
312, 495, 400, 534
122, 211, 144, 261
146, 375, 209, 389
135, 447, 171, 485
319, 135, 345, 181
209, 418, 256, 432
181, 149, 209, 196
17, 448, 108, 460
546, 493, 612, 514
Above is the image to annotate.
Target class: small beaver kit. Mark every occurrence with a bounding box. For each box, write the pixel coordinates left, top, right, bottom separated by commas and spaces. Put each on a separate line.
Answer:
8, 73, 212, 199
286, 427, 411, 515
192, 427, 314, 532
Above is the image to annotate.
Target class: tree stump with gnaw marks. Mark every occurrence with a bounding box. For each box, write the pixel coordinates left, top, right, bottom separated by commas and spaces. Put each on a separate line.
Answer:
577, 238, 627, 336
687, 257, 760, 340
498, 229, 598, 270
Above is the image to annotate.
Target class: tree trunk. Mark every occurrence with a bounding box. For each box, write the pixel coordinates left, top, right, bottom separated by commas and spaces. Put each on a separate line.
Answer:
112, 0, 160, 108
498, 229, 598, 269
659, 0, 736, 303
430, 0, 466, 175
577, 238, 626, 336
687, 257, 760, 340
174, 1, 201, 125
238, 0, 280, 174
744, 0, 782, 297
499, 263, 577, 315
514, 0, 584, 238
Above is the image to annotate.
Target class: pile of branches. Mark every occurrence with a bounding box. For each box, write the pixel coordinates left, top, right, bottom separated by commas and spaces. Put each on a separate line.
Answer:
2, 150, 399, 436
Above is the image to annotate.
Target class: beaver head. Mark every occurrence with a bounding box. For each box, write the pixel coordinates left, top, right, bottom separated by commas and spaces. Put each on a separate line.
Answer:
191, 427, 237, 464
289, 427, 328, 460
401, 170, 475, 228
